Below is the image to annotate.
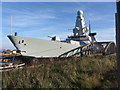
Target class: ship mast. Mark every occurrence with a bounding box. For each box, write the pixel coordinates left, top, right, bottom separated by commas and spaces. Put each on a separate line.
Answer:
73, 10, 87, 36
10, 16, 12, 35
89, 20, 91, 34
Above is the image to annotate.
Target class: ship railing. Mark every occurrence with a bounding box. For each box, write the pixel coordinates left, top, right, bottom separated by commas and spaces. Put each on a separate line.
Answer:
58, 41, 115, 58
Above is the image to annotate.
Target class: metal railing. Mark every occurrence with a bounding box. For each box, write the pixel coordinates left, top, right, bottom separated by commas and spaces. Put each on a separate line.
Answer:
59, 41, 115, 58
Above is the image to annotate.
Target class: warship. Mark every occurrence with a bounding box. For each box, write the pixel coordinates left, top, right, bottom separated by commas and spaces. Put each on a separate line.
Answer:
7, 10, 98, 58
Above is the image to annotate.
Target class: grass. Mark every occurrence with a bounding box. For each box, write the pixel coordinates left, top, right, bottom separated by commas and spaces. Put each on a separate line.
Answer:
0, 53, 2, 56
2, 54, 117, 88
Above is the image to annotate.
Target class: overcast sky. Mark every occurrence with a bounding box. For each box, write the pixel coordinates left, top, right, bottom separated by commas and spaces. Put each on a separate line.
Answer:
1, 2, 116, 50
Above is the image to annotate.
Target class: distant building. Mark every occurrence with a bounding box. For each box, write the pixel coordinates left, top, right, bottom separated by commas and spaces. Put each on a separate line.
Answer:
12, 50, 17, 54
2, 50, 12, 54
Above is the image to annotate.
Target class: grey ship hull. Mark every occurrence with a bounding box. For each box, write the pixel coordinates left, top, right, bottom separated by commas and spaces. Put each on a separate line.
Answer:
7, 10, 97, 58
8, 35, 79, 58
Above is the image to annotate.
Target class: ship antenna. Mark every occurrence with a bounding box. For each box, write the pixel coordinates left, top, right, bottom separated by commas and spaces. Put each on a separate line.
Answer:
89, 20, 91, 34
10, 16, 12, 35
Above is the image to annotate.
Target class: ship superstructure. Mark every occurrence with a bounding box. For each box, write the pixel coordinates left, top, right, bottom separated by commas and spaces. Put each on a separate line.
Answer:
65, 10, 96, 46
7, 10, 99, 58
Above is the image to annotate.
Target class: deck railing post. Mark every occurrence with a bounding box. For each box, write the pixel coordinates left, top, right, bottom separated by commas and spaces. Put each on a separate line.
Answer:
80, 48, 83, 57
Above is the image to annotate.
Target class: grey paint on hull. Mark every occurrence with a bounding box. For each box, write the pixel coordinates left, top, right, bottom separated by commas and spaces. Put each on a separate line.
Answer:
8, 35, 79, 57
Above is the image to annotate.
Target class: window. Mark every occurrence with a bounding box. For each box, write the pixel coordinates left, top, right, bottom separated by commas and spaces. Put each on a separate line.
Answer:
19, 41, 20, 44
22, 40, 24, 43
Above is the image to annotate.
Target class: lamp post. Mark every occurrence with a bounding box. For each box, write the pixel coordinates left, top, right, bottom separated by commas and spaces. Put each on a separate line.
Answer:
116, 0, 120, 87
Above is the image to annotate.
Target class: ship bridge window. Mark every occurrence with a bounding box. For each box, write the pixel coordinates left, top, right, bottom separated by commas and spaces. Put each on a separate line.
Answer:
24, 44, 26, 46
19, 41, 20, 44
22, 51, 26, 53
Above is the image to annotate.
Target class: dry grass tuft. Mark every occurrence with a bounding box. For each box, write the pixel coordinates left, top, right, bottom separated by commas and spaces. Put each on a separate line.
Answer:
2, 54, 117, 88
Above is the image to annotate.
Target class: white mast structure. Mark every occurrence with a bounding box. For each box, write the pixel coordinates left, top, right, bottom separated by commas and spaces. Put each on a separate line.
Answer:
73, 10, 88, 36
10, 16, 12, 35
